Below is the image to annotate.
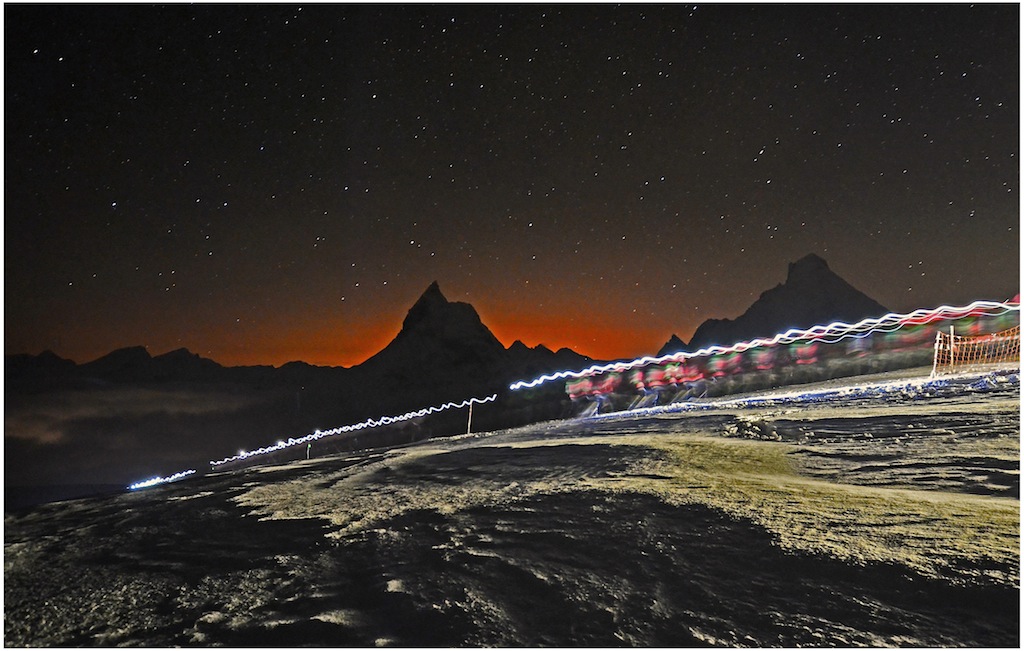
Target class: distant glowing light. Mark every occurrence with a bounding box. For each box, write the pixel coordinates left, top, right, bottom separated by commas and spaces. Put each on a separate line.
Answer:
127, 469, 196, 491
209, 393, 498, 467
508, 299, 1021, 391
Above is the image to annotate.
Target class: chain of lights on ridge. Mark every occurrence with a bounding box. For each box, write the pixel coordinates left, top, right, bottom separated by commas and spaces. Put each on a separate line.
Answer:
508, 299, 1020, 391
127, 394, 497, 490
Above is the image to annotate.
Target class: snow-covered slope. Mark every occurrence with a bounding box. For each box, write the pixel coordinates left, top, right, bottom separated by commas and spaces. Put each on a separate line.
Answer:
4, 368, 1018, 647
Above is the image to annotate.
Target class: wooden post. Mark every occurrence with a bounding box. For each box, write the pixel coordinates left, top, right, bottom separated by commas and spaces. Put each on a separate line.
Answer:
931, 331, 940, 378
467, 401, 474, 435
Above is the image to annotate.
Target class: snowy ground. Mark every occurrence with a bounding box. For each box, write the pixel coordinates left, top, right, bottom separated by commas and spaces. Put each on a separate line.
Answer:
4, 367, 1019, 646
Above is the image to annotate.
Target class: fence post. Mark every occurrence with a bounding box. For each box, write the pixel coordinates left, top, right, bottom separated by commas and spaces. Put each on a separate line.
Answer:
931, 331, 941, 378
950, 326, 955, 369
467, 401, 473, 435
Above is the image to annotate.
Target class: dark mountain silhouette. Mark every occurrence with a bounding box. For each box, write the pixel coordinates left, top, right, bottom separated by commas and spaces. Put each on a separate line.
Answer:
5, 349, 78, 391
505, 339, 591, 383
354, 281, 590, 411
152, 348, 224, 379
358, 281, 508, 381
660, 254, 889, 354
360, 281, 592, 381
80, 346, 154, 378
76, 346, 226, 383
6, 349, 76, 376
656, 335, 688, 358
327, 281, 511, 417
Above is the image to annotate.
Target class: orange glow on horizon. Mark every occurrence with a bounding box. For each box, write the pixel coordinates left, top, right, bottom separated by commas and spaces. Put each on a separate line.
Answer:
29, 304, 689, 371
200, 315, 674, 368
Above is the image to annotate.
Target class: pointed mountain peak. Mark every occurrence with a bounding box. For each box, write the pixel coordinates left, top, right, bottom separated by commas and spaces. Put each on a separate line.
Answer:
786, 253, 830, 283
508, 340, 555, 355
508, 339, 530, 353
687, 254, 888, 350
419, 280, 447, 304
37, 349, 73, 364
154, 347, 198, 361
402, 281, 453, 332
385, 282, 504, 351
657, 334, 689, 356
358, 281, 507, 377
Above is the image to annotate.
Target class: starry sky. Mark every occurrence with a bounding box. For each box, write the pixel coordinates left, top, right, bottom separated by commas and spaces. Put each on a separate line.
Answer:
5, 4, 1019, 368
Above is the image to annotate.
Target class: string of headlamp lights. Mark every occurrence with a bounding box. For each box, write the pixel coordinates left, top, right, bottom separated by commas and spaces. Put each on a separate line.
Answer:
508, 299, 1020, 391
127, 394, 498, 489
127, 469, 196, 491
208, 393, 498, 467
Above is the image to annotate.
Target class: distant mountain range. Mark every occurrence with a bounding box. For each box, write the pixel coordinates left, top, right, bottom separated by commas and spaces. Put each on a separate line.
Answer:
657, 253, 889, 355
9, 255, 891, 393
8, 282, 588, 390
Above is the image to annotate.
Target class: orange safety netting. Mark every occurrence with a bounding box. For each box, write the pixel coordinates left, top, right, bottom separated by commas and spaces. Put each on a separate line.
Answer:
931, 325, 1021, 377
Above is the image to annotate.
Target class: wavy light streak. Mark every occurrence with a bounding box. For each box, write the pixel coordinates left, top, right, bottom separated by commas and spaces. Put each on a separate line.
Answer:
127, 469, 197, 490
209, 394, 498, 467
127, 395, 497, 489
509, 300, 1020, 391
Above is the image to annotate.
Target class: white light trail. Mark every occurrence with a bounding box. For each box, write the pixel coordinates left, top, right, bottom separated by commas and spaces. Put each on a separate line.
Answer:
209, 393, 498, 466
127, 469, 196, 490
509, 299, 1020, 391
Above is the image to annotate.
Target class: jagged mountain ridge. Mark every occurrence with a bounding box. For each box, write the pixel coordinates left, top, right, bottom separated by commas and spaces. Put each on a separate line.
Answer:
6, 282, 590, 394
6, 345, 235, 389
658, 254, 890, 355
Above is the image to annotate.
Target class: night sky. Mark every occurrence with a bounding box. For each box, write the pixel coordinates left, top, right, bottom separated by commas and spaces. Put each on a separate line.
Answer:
6, 4, 1019, 368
